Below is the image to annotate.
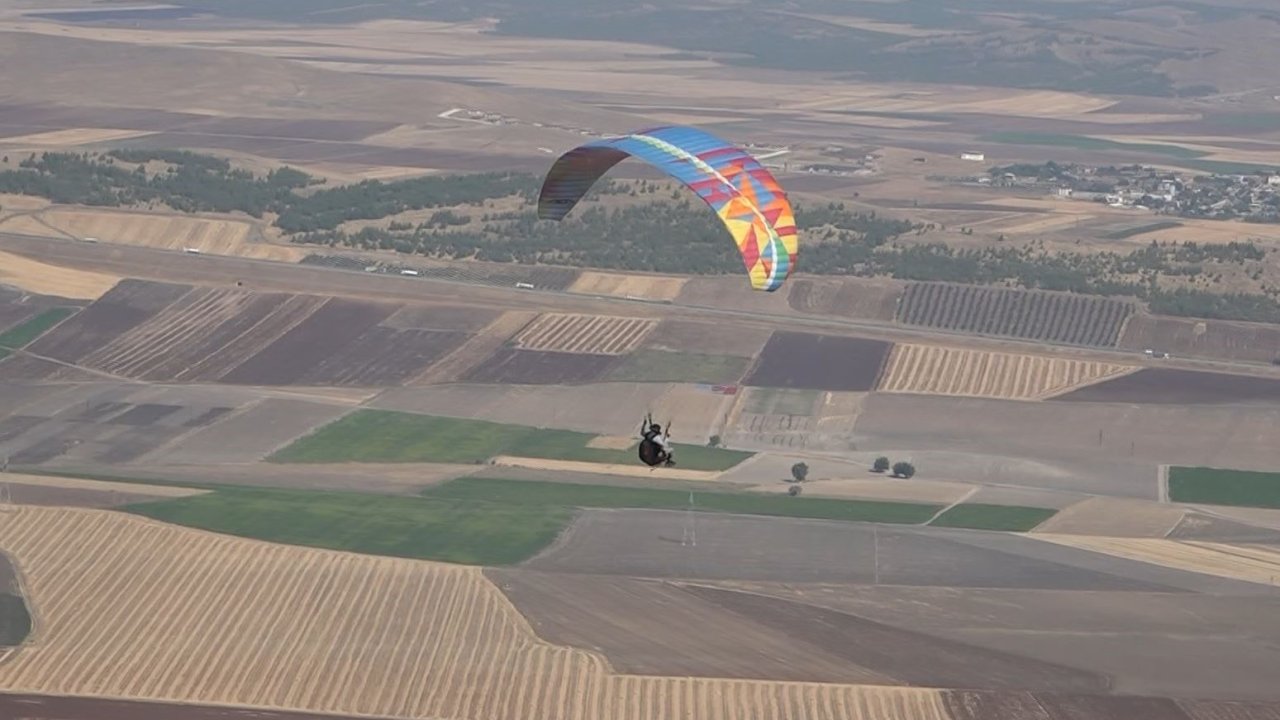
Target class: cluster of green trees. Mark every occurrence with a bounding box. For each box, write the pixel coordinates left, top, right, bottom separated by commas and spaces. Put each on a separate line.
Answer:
295, 199, 920, 276
873, 456, 916, 479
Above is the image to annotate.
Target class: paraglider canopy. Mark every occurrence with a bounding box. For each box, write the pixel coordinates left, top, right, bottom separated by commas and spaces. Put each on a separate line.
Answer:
537, 125, 798, 292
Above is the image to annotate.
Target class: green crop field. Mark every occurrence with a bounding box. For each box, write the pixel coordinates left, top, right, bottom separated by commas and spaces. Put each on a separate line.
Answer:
126, 486, 574, 566
605, 349, 748, 384
1169, 466, 1280, 509
426, 477, 943, 524
270, 409, 754, 471
928, 503, 1058, 531
0, 307, 75, 349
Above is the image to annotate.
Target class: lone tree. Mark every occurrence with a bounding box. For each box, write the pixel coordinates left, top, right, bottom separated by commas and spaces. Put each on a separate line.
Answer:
873, 456, 890, 473
707, 434, 722, 448
791, 462, 809, 483
891, 461, 916, 479
788, 484, 803, 497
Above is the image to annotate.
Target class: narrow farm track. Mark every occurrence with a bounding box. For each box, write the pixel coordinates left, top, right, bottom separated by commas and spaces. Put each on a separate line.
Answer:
878, 344, 1136, 400
0, 507, 952, 720
514, 313, 657, 355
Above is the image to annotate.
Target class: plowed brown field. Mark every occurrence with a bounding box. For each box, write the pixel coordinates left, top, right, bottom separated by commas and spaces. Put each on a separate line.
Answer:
513, 313, 656, 355
0, 507, 951, 720
878, 344, 1136, 400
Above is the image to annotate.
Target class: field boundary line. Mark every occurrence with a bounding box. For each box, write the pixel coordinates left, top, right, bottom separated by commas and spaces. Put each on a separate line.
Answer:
1157, 465, 1170, 506
923, 486, 981, 525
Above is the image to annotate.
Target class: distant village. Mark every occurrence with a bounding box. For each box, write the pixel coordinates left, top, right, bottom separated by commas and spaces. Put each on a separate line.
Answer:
961, 160, 1280, 223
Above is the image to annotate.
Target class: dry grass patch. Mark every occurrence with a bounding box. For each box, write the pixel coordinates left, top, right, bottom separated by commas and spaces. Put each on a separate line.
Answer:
0, 249, 119, 299
1032, 534, 1280, 587
569, 271, 686, 301
0, 473, 207, 499
1032, 497, 1186, 538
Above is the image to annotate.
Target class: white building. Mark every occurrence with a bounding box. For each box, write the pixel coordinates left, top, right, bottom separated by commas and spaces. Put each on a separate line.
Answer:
960, 152, 985, 161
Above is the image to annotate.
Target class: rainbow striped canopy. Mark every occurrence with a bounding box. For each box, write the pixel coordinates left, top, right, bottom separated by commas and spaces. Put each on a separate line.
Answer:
537, 126, 798, 291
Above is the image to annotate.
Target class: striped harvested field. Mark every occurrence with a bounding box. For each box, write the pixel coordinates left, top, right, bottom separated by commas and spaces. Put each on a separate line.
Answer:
1032, 534, 1280, 587
897, 283, 1134, 348
877, 344, 1136, 400
0, 507, 951, 720
81, 286, 260, 377
513, 313, 656, 355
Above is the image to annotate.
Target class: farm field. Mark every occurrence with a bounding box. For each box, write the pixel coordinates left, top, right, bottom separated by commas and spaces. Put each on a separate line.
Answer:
854, 393, 1280, 495
787, 278, 903, 322
643, 319, 772, 358
1119, 314, 1280, 365
271, 410, 752, 471
1031, 534, 1280, 588
24, 279, 191, 364
604, 349, 748, 384
568, 271, 686, 301
744, 332, 891, 391
0, 505, 968, 720
143, 397, 353, 465
463, 348, 620, 384
526, 509, 1181, 591
1168, 466, 1280, 509
0, 471, 208, 508
0, 248, 119, 300
490, 570, 1106, 693
218, 297, 398, 385
1054, 368, 1280, 405
30, 209, 302, 261
424, 477, 939, 524
512, 313, 657, 355
927, 503, 1059, 532
733, 583, 1280, 700
1033, 497, 1188, 538
896, 283, 1134, 348
487, 570, 896, 683
725, 387, 864, 452
0, 308, 74, 350
370, 382, 721, 437
0, 381, 285, 468
21, 279, 503, 387
128, 485, 572, 565
877, 343, 1136, 400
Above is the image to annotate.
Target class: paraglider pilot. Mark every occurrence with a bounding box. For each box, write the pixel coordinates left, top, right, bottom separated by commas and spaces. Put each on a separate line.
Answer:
638, 415, 675, 468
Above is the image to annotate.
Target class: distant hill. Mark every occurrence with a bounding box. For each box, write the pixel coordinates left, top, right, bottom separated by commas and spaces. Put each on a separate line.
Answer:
133, 0, 1280, 97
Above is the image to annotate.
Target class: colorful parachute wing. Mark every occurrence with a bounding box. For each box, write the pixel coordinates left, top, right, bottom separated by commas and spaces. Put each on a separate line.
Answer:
537, 126, 798, 291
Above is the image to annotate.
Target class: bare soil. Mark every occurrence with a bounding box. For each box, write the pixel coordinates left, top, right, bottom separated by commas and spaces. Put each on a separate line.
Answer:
486, 569, 895, 684
463, 348, 620, 385
745, 332, 891, 391
218, 297, 397, 385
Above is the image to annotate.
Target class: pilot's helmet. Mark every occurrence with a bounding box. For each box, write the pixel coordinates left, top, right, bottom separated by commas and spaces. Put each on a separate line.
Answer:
649, 423, 662, 433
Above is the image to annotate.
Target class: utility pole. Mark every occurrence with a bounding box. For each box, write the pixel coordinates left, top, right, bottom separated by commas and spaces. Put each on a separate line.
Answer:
681, 491, 697, 548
